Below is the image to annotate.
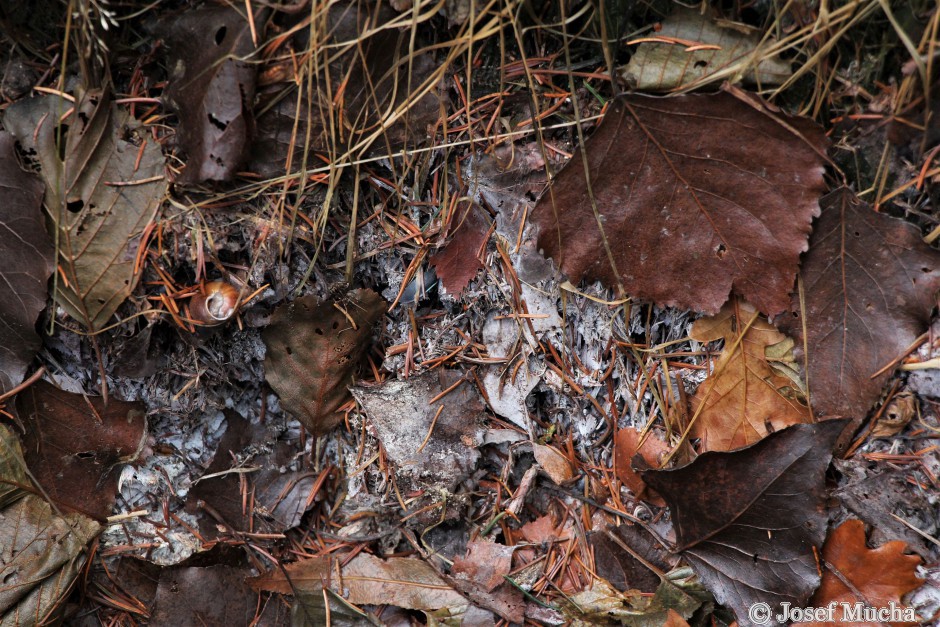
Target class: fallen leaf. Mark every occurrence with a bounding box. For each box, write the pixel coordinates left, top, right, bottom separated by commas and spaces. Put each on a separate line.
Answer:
805, 519, 923, 626
352, 371, 484, 499
4, 91, 167, 332
263, 289, 386, 434
690, 298, 812, 451
160, 5, 262, 183
613, 427, 669, 502
185, 412, 316, 537
16, 380, 148, 519
591, 525, 677, 593
532, 443, 574, 484
150, 566, 273, 626
429, 203, 491, 295
0, 132, 54, 394
871, 390, 916, 438
532, 91, 827, 315
0, 425, 101, 625
642, 420, 848, 627
451, 541, 515, 592
621, 7, 792, 92
778, 188, 940, 441
249, 553, 468, 611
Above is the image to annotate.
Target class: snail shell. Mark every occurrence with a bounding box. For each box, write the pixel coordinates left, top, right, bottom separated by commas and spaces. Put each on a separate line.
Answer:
190, 281, 239, 325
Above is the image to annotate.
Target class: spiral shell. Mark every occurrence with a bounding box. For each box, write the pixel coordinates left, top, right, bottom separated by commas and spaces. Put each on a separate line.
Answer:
190, 281, 239, 325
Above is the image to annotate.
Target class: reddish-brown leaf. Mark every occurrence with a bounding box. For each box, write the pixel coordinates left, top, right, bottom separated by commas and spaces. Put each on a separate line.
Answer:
263, 289, 386, 434
806, 519, 923, 626
778, 188, 940, 439
532, 91, 827, 315
16, 381, 147, 519
451, 541, 515, 592
642, 420, 848, 626
429, 204, 491, 295
690, 298, 812, 451
613, 427, 668, 503
0, 132, 54, 394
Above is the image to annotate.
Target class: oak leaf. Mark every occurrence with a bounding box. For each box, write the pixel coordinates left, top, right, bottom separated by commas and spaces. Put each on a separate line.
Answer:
777, 188, 940, 443
263, 289, 385, 434
643, 420, 847, 627
0, 132, 54, 394
690, 298, 812, 451
532, 91, 827, 315
4, 91, 167, 332
805, 519, 923, 626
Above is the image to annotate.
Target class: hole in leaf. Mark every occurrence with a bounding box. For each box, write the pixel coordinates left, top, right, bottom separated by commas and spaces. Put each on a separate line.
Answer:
332, 321, 339, 330
54, 124, 69, 161
315, 328, 323, 335
285, 346, 293, 355
716, 243, 727, 258
694, 60, 708, 69
66, 199, 84, 213
214, 25, 227, 45
207, 114, 228, 131
854, 231, 861, 237
76, 451, 95, 459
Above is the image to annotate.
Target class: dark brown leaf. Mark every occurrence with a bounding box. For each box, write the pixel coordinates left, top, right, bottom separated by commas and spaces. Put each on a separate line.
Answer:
185, 412, 316, 537
778, 188, 940, 438
16, 380, 148, 519
642, 420, 848, 627
150, 566, 275, 626
161, 5, 262, 183
429, 203, 491, 295
806, 519, 923, 627
532, 91, 828, 315
591, 525, 676, 593
0, 132, 54, 394
263, 289, 386, 434
4, 91, 167, 332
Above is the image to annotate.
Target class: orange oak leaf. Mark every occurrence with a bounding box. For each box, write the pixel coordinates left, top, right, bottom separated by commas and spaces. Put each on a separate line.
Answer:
806, 519, 923, 626
690, 298, 812, 451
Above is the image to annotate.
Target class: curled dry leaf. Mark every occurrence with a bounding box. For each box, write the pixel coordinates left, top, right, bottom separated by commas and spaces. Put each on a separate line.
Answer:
643, 420, 848, 627
249, 553, 467, 611
16, 380, 148, 519
805, 519, 923, 626
160, 5, 263, 183
621, 7, 792, 92
4, 91, 167, 332
778, 188, 940, 445
263, 289, 386, 434
690, 298, 812, 451
0, 132, 54, 394
532, 91, 827, 315
532, 442, 574, 484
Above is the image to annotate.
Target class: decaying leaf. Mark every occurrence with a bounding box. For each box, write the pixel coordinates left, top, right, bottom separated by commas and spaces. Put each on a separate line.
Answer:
263, 289, 386, 434
613, 427, 669, 502
0, 425, 102, 625
16, 380, 148, 519
778, 188, 940, 440
532, 91, 827, 315
0, 132, 54, 394
150, 566, 272, 626
532, 443, 574, 484
451, 541, 515, 592
643, 420, 848, 627
806, 519, 923, 626
185, 412, 316, 538
249, 553, 468, 611
621, 7, 792, 92
4, 91, 167, 332
160, 5, 261, 183
429, 203, 491, 295
871, 390, 917, 438
690, 298, 812, 451
351, 370, 484, 522
591, 525, 677, 593
249, 1, 445, 176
